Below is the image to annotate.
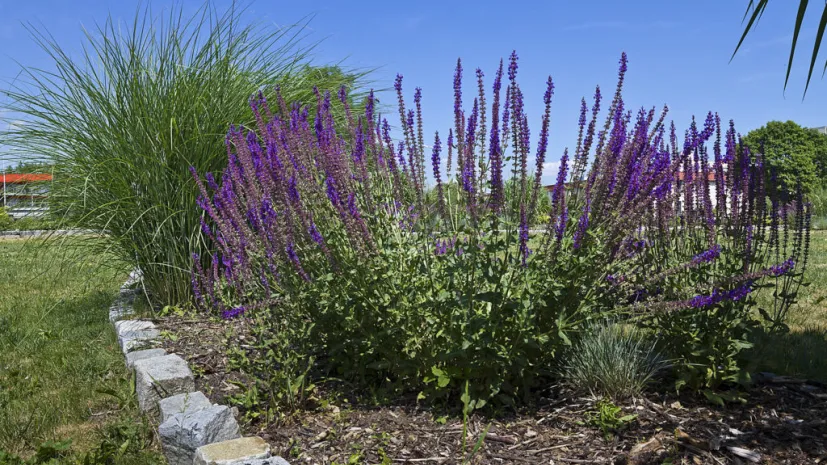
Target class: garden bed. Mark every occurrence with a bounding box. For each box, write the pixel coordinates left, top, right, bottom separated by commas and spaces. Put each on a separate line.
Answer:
158, 314, 827, 464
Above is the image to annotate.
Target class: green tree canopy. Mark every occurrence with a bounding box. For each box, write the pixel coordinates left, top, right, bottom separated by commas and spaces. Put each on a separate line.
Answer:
742, 120, 827, 195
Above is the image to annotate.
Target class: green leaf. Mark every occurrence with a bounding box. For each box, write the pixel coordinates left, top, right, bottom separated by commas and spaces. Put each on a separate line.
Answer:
785, 0, 810, 92
702, 389, 726, 407
732, 0, 769, 62
807, 2, 827, 95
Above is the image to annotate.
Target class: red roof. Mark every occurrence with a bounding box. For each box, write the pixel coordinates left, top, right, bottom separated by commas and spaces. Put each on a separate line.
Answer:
677, 171, 716, 182
1, 173, 52, 184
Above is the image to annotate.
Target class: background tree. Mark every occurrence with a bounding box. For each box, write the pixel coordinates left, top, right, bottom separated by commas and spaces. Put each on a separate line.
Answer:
743, 120, 825, 195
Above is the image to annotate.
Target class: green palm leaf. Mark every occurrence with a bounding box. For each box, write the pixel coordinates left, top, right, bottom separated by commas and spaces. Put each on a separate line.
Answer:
734, 0, 827, 97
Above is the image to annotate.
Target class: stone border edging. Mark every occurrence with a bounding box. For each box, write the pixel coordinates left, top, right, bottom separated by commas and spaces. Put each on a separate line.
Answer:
109, 270, 291, 465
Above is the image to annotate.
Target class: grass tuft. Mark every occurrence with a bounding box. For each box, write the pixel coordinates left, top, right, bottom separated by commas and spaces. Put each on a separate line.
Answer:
562, 321, 668, 400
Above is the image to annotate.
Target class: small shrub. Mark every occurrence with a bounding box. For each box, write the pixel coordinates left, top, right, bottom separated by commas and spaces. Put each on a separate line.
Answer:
191, 52, 809, 411
563, 321, 668, 399
583, 398, 637, 439
0, 209, 12, 231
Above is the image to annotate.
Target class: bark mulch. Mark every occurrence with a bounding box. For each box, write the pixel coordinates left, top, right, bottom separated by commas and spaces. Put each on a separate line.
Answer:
156, 315, 827, 465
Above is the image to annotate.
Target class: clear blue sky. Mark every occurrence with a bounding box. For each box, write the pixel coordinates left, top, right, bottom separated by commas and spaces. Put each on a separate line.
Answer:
1, 0, 825, 182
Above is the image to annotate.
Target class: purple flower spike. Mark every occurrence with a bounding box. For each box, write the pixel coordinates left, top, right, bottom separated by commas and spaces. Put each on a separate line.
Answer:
691, 244, 722, 265
573, 198, 590, 249
431, 132, 445, 216
222, 305, 247, 320
519, 206, 529, 267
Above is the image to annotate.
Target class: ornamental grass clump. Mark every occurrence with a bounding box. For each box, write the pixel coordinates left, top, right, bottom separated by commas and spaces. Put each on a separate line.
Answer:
192, 52, 810, 409
563, 321, 668, 400
3, 3, 365, 305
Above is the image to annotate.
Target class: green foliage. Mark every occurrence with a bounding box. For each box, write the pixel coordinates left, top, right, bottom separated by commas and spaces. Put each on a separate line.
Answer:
562, 321, 668, 400
0, 215, 58, 232
2, 2, 366, 306
654, 299, 757, 391
0, 440, 71, 465
264, 217, 613, 409
742, 120, 823, 195
808, 180, 827, 231
226, 317, 316, 420
4, 161, 52, 174
583, 398, 637, 440
0, 209, 12, 230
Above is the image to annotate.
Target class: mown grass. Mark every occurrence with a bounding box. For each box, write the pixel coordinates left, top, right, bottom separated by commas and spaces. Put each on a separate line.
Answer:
750, 228, 827, 383
0, 238, 162, 462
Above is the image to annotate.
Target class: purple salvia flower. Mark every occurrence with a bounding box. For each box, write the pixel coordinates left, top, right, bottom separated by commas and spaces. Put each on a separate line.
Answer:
691, 244, 722, 265
414, 87, 425, 180
287, 175, 300, 204
688, 282, 754, 309
453, 59, 464, 174
573, 197, 590, 249
308, 221, 324, 246
488, 60, 504, 212
550, 149, 569, 222
508, 50, 519, 82
365, 89, 375, 126
190, 269, 203, 308
347, 192, 359, 218
325, 175, 341, 207
352, 118, 365, 164
260, 267, 271, 299
446, 128, 454, 178
222, 306, 248, 320
200, 217, 212, 237
769, 258, 795, 277
519, 206, 529, 267
529, 76, 554, 221
286, 242, 310, 281
431, 132, 445, 216
556, 204, 568, 244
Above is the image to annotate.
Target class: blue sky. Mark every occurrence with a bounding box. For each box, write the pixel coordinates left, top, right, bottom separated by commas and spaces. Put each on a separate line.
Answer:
1, 0, 826, 182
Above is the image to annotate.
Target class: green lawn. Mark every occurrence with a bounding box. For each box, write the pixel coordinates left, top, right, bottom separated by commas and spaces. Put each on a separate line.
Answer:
750, 229, 827, 382
0, 238, 162, 463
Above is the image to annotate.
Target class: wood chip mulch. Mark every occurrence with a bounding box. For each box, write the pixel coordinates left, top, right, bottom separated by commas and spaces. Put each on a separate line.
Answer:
155, 315, 827, 464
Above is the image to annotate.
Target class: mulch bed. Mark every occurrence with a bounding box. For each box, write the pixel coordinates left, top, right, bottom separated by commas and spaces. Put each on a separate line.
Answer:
156, 315, 827, 464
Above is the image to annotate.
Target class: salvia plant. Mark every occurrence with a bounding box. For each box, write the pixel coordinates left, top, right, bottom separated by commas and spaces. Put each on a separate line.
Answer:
191, 52, 810, 408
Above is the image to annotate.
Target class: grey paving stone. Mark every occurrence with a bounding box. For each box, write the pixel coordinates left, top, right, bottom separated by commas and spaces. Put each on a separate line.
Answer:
125, 348, 168, 370
227, 457, 290, 465
193, 436, 270, 465
108, 299, 134, 323
158, 405, 241, 465
119, 328, 161, 354
116, 319, 155, 334
133, 354, 194, 418
159, 391, 212, 424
